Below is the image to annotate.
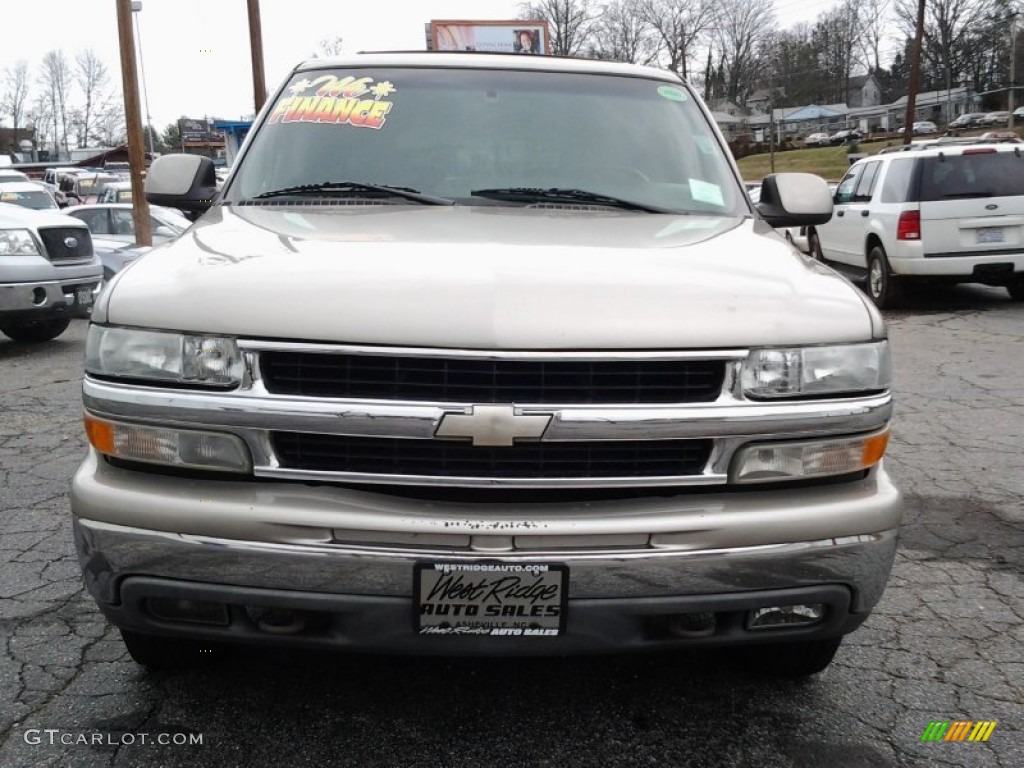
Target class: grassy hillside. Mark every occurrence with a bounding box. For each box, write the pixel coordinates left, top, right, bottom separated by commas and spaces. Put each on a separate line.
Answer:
736, 140, 897, 182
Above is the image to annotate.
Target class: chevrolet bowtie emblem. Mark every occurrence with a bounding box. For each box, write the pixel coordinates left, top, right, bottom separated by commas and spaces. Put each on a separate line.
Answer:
435, 405, 552, 447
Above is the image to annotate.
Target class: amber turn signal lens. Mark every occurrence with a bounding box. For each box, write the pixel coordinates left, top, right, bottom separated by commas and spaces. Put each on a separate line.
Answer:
84, 415, 115, 454
862, 429, 890, 466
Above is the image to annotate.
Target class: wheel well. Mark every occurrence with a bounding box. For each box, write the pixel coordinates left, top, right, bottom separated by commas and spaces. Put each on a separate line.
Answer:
865, 234, 884, 258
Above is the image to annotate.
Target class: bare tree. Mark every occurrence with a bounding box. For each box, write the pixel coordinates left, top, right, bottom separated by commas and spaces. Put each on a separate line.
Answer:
75, 49, 110, 148
639, 0, 716, 80
312, 36, 344, 58
858, 0, 892, 73
714, 0, 776, 105
92, 101, 127, 148
26, 93, 52, 155
894, 0, 997, 113
588, 0, 659, 63
2, 61, 30, 146
519, 0, 597, 56
816, 0, 863, 104
39, 50, 73, 157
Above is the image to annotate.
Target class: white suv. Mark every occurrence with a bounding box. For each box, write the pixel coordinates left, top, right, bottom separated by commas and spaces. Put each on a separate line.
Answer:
808, 144, 1024, 306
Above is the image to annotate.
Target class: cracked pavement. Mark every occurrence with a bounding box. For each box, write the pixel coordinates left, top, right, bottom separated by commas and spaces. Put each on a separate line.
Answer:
0, 285, 1021, 767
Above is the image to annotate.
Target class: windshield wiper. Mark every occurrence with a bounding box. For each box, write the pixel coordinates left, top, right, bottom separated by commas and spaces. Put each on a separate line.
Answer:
252, 182, 453, 206
469, 187, 672, 213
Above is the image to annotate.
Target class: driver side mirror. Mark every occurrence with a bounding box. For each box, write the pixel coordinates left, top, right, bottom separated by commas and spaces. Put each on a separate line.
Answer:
757, 173, 833, 228
145, 154, 219, 215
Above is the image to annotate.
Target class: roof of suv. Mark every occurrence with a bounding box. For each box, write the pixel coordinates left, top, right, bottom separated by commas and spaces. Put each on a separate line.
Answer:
868, 143, 1023, 162
294, 52, 681, 82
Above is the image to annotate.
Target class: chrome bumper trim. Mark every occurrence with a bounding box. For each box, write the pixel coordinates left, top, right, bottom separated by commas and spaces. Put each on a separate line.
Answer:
83, 380, 891, 442
0, 281, 68, 312
75, 517, 898, 614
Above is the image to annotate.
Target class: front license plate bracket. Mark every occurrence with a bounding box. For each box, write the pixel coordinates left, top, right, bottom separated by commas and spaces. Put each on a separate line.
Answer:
414, 562, 568, 637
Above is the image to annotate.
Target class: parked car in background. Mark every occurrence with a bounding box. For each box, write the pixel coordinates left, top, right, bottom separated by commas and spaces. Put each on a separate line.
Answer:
0, 182, 60, 211
0, 202, 102, 341
948, 112, 986, 129
103, 161, 131, 179
977, 111, 1010, 126
97, 181, 134, 204
912, 121, 938, 135
806, 145, 1024, 306
42, 167, 83, 195
0, 170, 30, 184
829, 129, 862, 145
92, 239, 151, 283
73, 173, 122, 205
804, 132, 831, 147
979, 130, 1022, 142
64, 203, 190, 245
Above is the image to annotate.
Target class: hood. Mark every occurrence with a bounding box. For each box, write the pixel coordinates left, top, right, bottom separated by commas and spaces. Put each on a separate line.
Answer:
0, 202, 83, 228
104, 205, 877, 349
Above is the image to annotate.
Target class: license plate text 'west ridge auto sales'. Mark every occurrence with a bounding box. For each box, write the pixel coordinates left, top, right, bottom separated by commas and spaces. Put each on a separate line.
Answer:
415, 562, 567, 637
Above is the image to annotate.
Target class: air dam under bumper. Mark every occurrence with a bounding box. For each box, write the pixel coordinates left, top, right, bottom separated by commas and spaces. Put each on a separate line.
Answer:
72, 462, 900, 654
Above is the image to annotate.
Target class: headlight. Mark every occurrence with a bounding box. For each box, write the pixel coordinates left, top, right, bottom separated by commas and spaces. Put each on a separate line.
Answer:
741, 342, 890, 399
0, 229, 41, 256
85, 325, 244, 388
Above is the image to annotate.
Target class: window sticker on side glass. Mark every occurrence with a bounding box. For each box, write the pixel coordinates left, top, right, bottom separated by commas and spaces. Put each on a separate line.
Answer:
268, 74, 397, 130
688, 178, 724, 207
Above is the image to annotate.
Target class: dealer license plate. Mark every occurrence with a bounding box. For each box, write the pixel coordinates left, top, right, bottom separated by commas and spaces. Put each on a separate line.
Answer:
975, 227, 1004, 245
415, 562, 567, 637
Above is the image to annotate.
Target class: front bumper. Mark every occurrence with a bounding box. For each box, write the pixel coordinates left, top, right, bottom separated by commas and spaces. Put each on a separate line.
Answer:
0, 278, 100, 319
72, 454, 901, 653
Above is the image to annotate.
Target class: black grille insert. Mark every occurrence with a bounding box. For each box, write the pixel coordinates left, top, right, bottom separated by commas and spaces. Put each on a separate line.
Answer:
259, 352, 725, 404
38, 227, 93, 262
271, 433, 713, 479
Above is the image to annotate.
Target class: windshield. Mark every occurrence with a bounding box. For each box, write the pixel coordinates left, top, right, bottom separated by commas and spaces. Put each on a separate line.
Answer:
230, 67, 745, 216
0, 189, 57, 210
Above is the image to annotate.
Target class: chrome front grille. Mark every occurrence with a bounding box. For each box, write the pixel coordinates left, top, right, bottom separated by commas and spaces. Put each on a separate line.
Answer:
83, 342, 894, 489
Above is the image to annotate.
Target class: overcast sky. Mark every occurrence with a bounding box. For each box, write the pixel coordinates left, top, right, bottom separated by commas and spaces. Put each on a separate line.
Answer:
1, 0, 846, 132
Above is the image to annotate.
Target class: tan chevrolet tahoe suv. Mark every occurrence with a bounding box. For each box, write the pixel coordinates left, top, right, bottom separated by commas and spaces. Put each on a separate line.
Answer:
72, 53, 900, 676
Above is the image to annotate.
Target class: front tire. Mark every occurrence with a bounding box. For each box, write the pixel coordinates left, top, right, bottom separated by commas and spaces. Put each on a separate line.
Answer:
867, 247, 903, 309
0, 316, 71, 343
808, 230, 825, 262
738, 636, 843, 678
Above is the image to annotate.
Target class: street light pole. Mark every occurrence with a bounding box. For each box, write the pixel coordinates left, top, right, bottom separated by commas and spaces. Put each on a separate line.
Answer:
130, 1, 156, 156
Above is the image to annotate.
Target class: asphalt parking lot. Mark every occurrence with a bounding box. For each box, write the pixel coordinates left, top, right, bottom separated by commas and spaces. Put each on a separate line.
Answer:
0, 285, 1021, 768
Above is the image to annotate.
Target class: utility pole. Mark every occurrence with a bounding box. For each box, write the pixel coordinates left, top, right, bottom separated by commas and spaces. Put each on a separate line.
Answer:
1010, 13, 1018, 131
903, 0, 926, 145
115, 0, 152, 247
247, 0, 267, 114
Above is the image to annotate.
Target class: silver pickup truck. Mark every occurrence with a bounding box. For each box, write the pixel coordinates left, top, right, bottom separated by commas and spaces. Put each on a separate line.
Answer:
72, 53, 900, 676
0, 203, 101, 342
